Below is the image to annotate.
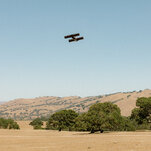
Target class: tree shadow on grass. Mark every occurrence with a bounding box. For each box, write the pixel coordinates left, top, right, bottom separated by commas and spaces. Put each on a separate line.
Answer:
72, 131, 111, 135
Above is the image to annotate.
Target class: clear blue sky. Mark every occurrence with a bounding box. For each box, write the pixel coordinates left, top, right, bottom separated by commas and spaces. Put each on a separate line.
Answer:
0, 0, 151, 101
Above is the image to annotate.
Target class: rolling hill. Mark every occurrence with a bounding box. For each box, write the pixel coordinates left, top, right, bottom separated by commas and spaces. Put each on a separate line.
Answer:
0, 89, 151, 120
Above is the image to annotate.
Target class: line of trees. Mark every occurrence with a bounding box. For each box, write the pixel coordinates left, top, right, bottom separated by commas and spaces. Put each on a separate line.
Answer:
30, 97, 151, 133
0, 118, 20, 129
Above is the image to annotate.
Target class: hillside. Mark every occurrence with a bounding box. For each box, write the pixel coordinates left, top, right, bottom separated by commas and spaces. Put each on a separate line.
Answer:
0, 89, 151, 120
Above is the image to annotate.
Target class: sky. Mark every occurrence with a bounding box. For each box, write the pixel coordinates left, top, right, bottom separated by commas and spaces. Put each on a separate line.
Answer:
0, 0, 151, 102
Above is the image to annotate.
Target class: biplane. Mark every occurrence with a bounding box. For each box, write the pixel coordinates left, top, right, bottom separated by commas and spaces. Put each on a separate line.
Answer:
64, 33, 84, 42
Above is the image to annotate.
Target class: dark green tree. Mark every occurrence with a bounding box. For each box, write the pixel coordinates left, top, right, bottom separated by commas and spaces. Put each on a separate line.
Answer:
131, 97, 151, 129
29, 118, 43, 129
75, 102, 125, 133
0, 118, 20, 129
74, 113, 89, 131
46, 110, 78, 131
120, 116, 136, 131
7, 119, 20, 129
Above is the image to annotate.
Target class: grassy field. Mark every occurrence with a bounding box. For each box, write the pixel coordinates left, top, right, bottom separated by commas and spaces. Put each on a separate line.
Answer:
0, 122, 151, 151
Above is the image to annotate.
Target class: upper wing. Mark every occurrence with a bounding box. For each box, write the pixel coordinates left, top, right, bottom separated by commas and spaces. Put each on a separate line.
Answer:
64, 33, 80, 39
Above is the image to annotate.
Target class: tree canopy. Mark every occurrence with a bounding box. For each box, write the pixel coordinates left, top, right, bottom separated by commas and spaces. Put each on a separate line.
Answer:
131, 97, 151, 129
29, 118, 43, 129
0, 118, 20, 129
46, 109, 78, 131
75, 102, 125, 133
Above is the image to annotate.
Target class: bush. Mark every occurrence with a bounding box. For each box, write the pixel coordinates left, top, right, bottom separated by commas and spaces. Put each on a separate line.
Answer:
29, 118, 43, 129
33, 125, 44, 130
0, 118, 20, 129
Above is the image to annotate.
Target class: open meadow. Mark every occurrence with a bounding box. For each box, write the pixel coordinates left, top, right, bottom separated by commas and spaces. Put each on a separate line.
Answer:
0, 121, 151, 151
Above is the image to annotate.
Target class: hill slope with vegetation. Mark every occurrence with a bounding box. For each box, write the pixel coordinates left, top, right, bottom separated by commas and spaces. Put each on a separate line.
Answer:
31, 97, 151, 132
0, 89, 151, 120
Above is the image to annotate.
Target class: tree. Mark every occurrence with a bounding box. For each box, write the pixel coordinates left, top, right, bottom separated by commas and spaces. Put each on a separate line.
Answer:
0, 118, 20, 129
74, 113, 89, 131
46, 110, 78, 131
29, 118, 43, 129
130, 108, 141, 124
7, 119, 20, 129
130, 97, 151, 129
75, 102, 124, 133
120, 116, 136, 131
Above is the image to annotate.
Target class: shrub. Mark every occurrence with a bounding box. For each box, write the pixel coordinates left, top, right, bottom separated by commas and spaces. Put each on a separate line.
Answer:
0, 118, 20, 129
29, 118, 43, 129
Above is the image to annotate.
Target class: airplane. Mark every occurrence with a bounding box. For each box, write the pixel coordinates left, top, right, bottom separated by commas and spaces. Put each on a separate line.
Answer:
64, 33, 84, 42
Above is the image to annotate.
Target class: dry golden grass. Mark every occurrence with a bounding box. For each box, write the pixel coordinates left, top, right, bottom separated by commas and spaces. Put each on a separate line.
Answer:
16, 121, 33, 130
0, 121, 151, 151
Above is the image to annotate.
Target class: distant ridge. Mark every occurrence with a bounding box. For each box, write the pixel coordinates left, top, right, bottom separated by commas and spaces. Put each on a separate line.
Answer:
0, 89, 151, 120
0, 102, 5, 105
